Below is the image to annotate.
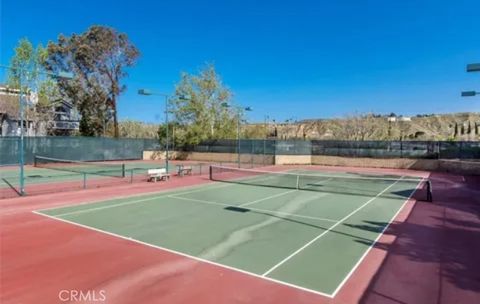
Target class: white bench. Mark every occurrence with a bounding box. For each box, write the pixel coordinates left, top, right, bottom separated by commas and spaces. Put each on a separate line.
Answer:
177, 165, 193, 177
147, 168, 170, 182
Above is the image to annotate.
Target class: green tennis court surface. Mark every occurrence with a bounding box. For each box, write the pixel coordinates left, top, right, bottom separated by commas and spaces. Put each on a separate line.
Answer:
35, 169, 424, 296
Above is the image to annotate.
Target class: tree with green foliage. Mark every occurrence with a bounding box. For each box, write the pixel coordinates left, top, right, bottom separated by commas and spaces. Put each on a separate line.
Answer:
7, 38, 38, 89
157, 121, 184, 147
44, 25, 140, 137
6, 38, 60, 133
171, 64, 239, 145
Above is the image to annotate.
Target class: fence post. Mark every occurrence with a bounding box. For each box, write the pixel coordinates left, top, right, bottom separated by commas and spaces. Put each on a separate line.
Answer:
263, 139, 266, 166
251, 140, 254, 168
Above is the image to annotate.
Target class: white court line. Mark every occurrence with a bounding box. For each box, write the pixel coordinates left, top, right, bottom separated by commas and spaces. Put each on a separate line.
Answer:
32, 175, 420, 298
34, 170, 418, 298
330, 178, 423, 297
38, 167, 300, 216
53, 181, 296, 218
261, 177, 405, 277
32, 210, 333, 298
35, 180, 233, 214
168, 195, 339, 223
238, 189, 298, 207
51, 183, 233, 217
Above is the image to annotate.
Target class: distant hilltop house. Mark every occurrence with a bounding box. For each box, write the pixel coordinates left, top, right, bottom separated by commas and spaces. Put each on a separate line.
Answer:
387, 116, 412, 122
0, 84, 80, 136
49, 100, 81, 135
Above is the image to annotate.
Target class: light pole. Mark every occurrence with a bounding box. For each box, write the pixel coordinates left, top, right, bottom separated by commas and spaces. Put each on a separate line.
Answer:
461, 63, 480, 98
221, 102, 252, 167
467, 63, 480, 72
264, 115, 270, 164
0, 64, 73, 195
138, 89, 170, 171
138, 89, 190, 172
461, 91, 479, 97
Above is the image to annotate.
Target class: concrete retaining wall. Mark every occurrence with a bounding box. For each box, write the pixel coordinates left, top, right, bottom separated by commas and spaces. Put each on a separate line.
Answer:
437, 159, 480, 175
143, 151, 479, 175
275, 155, 312, 165
311, 155, 439, 171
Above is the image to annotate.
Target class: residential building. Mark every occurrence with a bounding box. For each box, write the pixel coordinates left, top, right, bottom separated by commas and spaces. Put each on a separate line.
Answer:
0, 84, 80, 136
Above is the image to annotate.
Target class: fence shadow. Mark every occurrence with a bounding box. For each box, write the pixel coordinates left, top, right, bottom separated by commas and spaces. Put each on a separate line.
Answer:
355, 173, 480, 303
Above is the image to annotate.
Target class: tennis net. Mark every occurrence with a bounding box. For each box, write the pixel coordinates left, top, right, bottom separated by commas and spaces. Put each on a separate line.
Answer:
209, 165, 433, 202
34, 155, 125, 178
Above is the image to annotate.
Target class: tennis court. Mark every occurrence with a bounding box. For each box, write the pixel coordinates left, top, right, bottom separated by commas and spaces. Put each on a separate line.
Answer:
0, 158, 169, 198
0, 157, 243, 193
34, 166, 430, 297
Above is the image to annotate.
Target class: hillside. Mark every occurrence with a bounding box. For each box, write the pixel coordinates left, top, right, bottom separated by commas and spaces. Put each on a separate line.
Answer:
252, 112, 480, 141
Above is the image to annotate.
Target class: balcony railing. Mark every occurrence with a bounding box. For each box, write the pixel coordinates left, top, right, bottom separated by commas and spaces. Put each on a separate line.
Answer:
50, 120, 80, 130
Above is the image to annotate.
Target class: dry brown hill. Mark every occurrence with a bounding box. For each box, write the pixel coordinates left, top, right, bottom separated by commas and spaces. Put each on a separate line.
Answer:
248, 112, 480, 141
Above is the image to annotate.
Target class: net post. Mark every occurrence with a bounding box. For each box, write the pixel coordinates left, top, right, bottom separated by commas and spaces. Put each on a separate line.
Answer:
130, 169, 134, 183
83, 173, 87, 189
33, 154, 37, 167
122, 164, 125, 178
296, 175, 300, 190
209, 165, 213, 180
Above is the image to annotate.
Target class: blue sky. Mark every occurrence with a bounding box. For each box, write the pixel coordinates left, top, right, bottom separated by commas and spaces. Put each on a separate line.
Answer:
1, 0, 479, 123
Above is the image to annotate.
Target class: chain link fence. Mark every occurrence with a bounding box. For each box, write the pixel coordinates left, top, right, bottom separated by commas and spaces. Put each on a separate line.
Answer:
0, 136, 160, 165
1, 137, 479, 167
179, 139, 480, 160
182, 139, 276, 155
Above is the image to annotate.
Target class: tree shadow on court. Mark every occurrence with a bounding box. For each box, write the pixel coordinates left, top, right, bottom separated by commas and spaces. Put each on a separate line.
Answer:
347, 173, 480, 304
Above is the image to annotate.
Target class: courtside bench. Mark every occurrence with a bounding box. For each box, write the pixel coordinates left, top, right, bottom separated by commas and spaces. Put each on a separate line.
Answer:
147, 168, 170, 182
176, 165, 193, 177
